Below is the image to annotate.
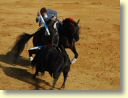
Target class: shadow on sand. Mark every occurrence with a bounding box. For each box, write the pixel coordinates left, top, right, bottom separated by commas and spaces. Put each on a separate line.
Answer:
0, 53, 30, 67
0, 51, 54, 90
0, 64, 52, 90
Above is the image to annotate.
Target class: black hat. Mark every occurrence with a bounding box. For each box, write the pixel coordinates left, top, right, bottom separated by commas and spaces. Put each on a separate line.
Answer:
40, 7, 47, 14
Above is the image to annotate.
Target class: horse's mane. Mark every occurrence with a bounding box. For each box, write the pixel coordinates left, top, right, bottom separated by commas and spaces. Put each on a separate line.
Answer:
62, 18, 80, 41
67, 18, 75, 23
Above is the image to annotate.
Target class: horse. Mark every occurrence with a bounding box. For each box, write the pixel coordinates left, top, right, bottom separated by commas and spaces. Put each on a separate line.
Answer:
32, 45, 71, 89
7, 17, 80, 64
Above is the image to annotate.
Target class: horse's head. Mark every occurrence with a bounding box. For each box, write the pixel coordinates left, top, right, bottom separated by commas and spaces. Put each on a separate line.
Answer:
62, 18, 80, 47
73, 19, 80, 42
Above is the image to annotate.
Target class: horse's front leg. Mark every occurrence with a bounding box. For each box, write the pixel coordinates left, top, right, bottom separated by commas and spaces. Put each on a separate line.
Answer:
71, 44, 78, 64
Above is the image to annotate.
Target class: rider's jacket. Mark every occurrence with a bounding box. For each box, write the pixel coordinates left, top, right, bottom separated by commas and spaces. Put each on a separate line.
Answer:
46, 9, 58, 20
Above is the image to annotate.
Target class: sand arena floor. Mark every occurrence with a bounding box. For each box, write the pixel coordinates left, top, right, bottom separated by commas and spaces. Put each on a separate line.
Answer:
0, 0, 120, 90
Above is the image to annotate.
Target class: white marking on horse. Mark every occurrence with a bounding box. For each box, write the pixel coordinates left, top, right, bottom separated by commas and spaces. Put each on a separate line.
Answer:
71, 58, 77, 64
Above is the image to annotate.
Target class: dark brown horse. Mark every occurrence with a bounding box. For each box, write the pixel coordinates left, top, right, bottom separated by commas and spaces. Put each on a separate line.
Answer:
32, 44, 71, 89
7, 18, 80, 64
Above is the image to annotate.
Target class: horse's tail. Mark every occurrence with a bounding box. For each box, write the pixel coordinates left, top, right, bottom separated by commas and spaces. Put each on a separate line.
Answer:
7, 33, 34, 57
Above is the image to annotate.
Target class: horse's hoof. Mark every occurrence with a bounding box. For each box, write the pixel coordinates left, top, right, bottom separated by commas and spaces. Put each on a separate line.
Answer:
60, 85, 65, 90
50, 88, 54, 90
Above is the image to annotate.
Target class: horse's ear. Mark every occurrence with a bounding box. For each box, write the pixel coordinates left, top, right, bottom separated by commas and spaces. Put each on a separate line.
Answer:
77, 19, 80, 24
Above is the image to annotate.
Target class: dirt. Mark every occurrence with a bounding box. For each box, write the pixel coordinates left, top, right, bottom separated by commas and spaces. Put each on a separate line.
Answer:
0, 0, 120, 90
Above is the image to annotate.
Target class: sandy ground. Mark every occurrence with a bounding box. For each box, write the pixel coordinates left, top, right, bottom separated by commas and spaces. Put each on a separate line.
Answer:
0, 0, 120, 90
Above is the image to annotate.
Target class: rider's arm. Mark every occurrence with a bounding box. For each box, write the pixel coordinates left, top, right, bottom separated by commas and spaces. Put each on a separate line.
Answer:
47, 9, 58, 19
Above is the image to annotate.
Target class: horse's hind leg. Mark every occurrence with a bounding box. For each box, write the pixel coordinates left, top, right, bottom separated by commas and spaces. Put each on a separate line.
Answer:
61, 66, 70, 89
61, 71, 68, 89
51, 73, 60, 89
33, 67, 39, 79
51, 78, 58, 89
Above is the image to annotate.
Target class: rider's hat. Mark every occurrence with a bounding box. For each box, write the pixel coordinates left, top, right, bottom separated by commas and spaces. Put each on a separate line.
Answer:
40, 7, 47, 14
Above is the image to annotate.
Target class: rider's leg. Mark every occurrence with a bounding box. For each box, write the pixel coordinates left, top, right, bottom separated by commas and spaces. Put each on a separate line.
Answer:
28, 46, 42, 61
28, 50, 34, 61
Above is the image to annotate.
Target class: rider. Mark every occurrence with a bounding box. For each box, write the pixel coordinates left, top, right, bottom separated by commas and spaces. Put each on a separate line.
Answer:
28, 7, 60, 61
36, 7, 58, 27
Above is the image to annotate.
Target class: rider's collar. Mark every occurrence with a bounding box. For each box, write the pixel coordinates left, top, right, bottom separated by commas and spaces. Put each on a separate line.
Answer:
44, 13, 48, 19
